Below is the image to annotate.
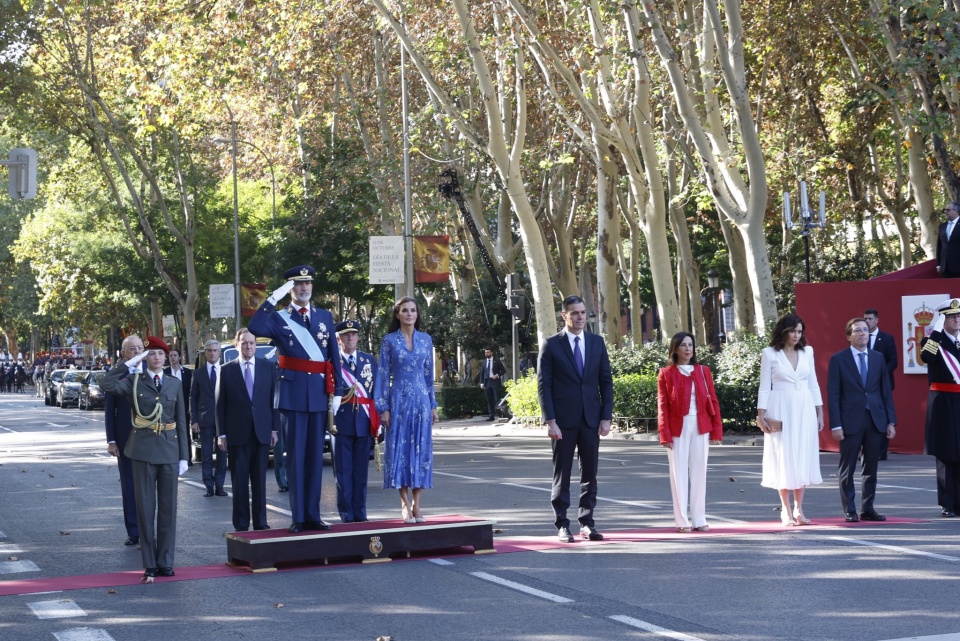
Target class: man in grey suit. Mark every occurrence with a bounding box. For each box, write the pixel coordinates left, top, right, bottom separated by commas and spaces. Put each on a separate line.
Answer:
827, 318, 897, 522
191, 339, 227, 496
100, 336, 188, 582
538, 295, 614, 542
216, 329, 279, 531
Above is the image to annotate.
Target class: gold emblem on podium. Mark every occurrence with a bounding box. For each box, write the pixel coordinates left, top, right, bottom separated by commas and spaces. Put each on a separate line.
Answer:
369, 536, 383, 558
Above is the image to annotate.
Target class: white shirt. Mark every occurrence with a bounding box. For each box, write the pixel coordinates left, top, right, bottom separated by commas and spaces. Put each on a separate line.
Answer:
167, 366, 182, 380
207, 362, 219, 381
564, 329, 586, 364
949, 219, 957, 240
868, 329, 878, 350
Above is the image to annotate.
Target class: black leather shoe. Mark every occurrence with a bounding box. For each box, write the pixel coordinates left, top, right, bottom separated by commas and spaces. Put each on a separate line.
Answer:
124, 536, 139, 546
158, 567, 175, 577
860, 511, 886, 522
278, 486, 289, 492
253, 524, 270, 531
143, 567, 158, 578
844, 512, 859, 522
942, 510, 958, 518
215, 489, 228, 497
581, 526, 603, 541
306, 520, 331, 531
557, 526, 574, 543
288, 522, 304, 533
204, 489, 214, 497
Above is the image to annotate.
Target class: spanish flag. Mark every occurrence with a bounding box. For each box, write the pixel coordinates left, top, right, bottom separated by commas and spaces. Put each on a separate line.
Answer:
241, 283, 267, 317
414, 235, 450, 283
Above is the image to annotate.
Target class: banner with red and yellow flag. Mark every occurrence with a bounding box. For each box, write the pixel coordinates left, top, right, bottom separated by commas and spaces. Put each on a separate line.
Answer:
241, 283, 267, 317
413, 235, 450, 283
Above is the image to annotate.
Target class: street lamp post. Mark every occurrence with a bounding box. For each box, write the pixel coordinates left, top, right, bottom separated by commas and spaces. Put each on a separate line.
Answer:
706, 268, 722, 353
211, 136, 277, 277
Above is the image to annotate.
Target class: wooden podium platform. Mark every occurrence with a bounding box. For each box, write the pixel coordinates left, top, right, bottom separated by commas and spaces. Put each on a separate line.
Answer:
224, 515, 496, 572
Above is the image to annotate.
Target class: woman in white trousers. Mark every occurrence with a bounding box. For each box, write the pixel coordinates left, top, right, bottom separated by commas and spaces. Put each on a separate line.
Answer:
657, 332, 724, 532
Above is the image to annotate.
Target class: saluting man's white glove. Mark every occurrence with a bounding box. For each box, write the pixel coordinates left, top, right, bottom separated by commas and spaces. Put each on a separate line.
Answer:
178, 460, 188, 475
267, 280, 296, 305
124, 350, 149, 371
331, 395, 342, 415
933, 312, 946, 334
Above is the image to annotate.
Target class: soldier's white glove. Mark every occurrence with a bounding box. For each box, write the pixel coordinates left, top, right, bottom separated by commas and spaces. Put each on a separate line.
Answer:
267, 280, 296, 305
124, 350, 149, 371
178, 460, 188, 475
933, 312, 946, 334
331, 395, 342, 415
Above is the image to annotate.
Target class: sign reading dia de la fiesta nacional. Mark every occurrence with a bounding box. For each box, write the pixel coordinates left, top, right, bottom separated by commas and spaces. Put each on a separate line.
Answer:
209, 284, 235, 318
369, 236, 405, 284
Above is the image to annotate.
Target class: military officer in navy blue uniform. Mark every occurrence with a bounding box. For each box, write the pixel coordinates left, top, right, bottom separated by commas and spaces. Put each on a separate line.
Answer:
920, 298, 960, 517
333, 319, 378, 523
249, 265, 344, 533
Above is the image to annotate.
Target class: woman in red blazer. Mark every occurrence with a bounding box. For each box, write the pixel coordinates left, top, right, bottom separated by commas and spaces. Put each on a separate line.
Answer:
657, 332, 723, 532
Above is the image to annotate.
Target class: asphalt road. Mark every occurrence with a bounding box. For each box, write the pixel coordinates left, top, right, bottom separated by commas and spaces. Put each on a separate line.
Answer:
1, 391, 958, 641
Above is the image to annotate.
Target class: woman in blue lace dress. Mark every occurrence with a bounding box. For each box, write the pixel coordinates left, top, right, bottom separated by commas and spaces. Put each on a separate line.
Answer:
374, 296, 439, 523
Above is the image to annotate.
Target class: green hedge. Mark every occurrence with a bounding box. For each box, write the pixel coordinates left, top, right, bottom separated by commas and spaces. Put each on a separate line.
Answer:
439, 385, 487, 419
504, 371, 540, 419
505, 351, 759, 431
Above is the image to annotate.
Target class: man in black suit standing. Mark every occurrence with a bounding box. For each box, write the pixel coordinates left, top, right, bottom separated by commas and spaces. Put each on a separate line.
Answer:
936, 201, 960, 277
538, 295, 614, 542
216, 329, 279, 531
105, 334, 143, 547
863, 308, 898, 459
919, 298, 960, 517
191, 340, 227, 497
164, 348, 193, 424
479, 348, 506, 421
827, 318, 897, 522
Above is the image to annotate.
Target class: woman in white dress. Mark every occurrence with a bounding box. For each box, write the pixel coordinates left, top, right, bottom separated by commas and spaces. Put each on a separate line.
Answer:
757, 314, 824, 525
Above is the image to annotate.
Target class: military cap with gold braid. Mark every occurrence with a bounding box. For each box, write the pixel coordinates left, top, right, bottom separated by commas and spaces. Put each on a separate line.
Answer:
335, 319, 361, 334
923, 298, 960, 356
282, 265, 315, 282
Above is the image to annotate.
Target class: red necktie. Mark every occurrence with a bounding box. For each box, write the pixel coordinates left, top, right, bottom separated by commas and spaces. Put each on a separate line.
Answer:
154, 374, 161, 390
299, 307, 309, 327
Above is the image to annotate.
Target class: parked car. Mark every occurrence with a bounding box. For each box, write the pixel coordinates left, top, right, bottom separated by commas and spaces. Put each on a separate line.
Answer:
44, 369, 68, 406
79, 370, 107, 410
57, 370, 90, 408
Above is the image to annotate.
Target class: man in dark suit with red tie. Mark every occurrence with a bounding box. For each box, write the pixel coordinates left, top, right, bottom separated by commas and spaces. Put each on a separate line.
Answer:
191, 340, 227, 497
216, 329, 279, 531
936, 201, 960, 277
538, 295, 614, 543
827, 318, 897, 522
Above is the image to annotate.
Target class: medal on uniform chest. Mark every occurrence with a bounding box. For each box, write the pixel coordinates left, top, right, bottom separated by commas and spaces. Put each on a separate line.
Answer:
316, 322, 329, 348
361, 362, 373, 389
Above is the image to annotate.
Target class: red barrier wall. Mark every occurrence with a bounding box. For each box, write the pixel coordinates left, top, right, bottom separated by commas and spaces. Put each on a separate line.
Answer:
795, 261, 950, 455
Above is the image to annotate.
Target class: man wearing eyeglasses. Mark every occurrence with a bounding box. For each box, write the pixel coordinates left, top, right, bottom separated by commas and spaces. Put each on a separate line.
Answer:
936, 202, 960, 277
827, 318, 897, 522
